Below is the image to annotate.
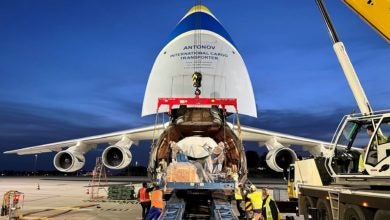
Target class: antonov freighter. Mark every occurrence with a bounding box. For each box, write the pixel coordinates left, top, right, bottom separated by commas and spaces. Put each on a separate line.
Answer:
4, 5, 331, 184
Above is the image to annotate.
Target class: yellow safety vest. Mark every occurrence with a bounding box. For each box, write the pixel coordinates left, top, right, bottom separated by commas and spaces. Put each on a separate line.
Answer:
263, 196, 281, 220
378, 134, 388, 144
234, 187, 243, 200
232, 173, 239, 181
247, 191, 262, 209
358, 154, 365, 172
245, 200, 253, 211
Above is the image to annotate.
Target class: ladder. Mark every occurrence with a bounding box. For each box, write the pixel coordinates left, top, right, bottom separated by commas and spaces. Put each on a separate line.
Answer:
328, 190, 340, 220
90, 157, 108, 200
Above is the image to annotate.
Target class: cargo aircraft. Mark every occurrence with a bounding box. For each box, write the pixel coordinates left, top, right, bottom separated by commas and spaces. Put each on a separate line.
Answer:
4, 5, 331, 183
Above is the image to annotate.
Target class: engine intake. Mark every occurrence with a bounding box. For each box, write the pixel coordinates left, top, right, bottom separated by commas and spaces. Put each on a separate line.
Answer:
102, 145, 132, 169
266, 147, 297, 172
53, 150, 85, 172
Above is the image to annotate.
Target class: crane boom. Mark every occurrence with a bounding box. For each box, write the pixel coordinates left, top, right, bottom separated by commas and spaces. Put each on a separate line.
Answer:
315, 0, 372, 115
292, 3, 390, 219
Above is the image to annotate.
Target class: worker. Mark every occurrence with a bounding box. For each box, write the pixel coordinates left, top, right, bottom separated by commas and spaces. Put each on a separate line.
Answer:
362, 125, 388, 171
241, 184, 253, 219
156, 159, 168, 185
170, 141, 179, 163
244, 198, 253, 220
261, 187, 280, 220
234, 183, 245, 218
358, 147, 367, 173
159, 159, 167, 171
138, 182, 151, 220
202, 141, 224, 175
145, 185, 163, 220
211, 142, 225, 174
246, 185, 262, 220
170, 141, 188, 163
366, 125, 387, 147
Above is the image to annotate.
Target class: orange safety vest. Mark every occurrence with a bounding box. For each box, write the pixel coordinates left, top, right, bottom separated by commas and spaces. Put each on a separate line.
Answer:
150, 189, 163, 209
139, 187, 150, 203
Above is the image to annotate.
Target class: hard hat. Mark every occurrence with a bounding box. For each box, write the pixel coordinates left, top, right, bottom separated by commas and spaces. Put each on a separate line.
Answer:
250, 185, 257, 191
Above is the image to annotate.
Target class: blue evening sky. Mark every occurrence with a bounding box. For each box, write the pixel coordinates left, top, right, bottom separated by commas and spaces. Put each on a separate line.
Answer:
0, 0, 389, 171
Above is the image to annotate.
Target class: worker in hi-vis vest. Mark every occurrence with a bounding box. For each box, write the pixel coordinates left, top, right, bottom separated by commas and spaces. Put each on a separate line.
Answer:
261, 187, 281, 220
145, 184, 164, 220
244, 198, 253, 220
243, 186, 254, 220
234, 183, 245, 218
138, 182, 152, 219
246, 185, 262, 220
358, 147, 367, 173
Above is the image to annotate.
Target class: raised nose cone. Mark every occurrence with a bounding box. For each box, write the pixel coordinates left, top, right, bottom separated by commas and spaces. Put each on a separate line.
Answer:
142, 5, 257, 118
166, 5, 236, 49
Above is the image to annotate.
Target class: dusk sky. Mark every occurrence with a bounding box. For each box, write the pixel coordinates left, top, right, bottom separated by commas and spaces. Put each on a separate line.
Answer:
0, 1, 389, 171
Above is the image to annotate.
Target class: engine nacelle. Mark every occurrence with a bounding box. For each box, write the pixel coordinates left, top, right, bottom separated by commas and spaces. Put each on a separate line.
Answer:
266, 147, 297, 172
53, 150, 85, 172
102, 145, 132, 169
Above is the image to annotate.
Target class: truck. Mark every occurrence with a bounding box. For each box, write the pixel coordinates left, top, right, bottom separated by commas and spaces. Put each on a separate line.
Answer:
296, 112, 390, 220
293, 1, 390, 219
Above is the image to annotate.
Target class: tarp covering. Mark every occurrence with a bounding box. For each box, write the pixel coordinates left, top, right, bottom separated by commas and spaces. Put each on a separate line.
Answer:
176, 136, 217, 158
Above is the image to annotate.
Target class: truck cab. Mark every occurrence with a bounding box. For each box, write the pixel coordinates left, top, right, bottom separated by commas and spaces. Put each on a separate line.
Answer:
329, 111, 390, 178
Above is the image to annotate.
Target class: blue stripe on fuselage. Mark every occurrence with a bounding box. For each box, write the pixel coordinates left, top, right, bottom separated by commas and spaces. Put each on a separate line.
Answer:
165, 12, 236, 48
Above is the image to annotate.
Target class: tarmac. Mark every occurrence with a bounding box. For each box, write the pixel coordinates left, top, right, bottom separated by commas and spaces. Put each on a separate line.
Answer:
0, 177, 141, 220
0, 177, 302, 220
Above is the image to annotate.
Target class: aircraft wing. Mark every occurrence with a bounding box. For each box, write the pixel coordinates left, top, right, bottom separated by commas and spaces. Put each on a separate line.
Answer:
236, 125, 363, 156
236, 125, 332, 156
3, 124, 165, 155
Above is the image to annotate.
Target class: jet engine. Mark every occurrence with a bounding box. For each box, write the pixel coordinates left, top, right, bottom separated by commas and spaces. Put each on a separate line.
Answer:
265, 147, 297, 172
53, 150, 85, 172
102, 137, 133, 169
